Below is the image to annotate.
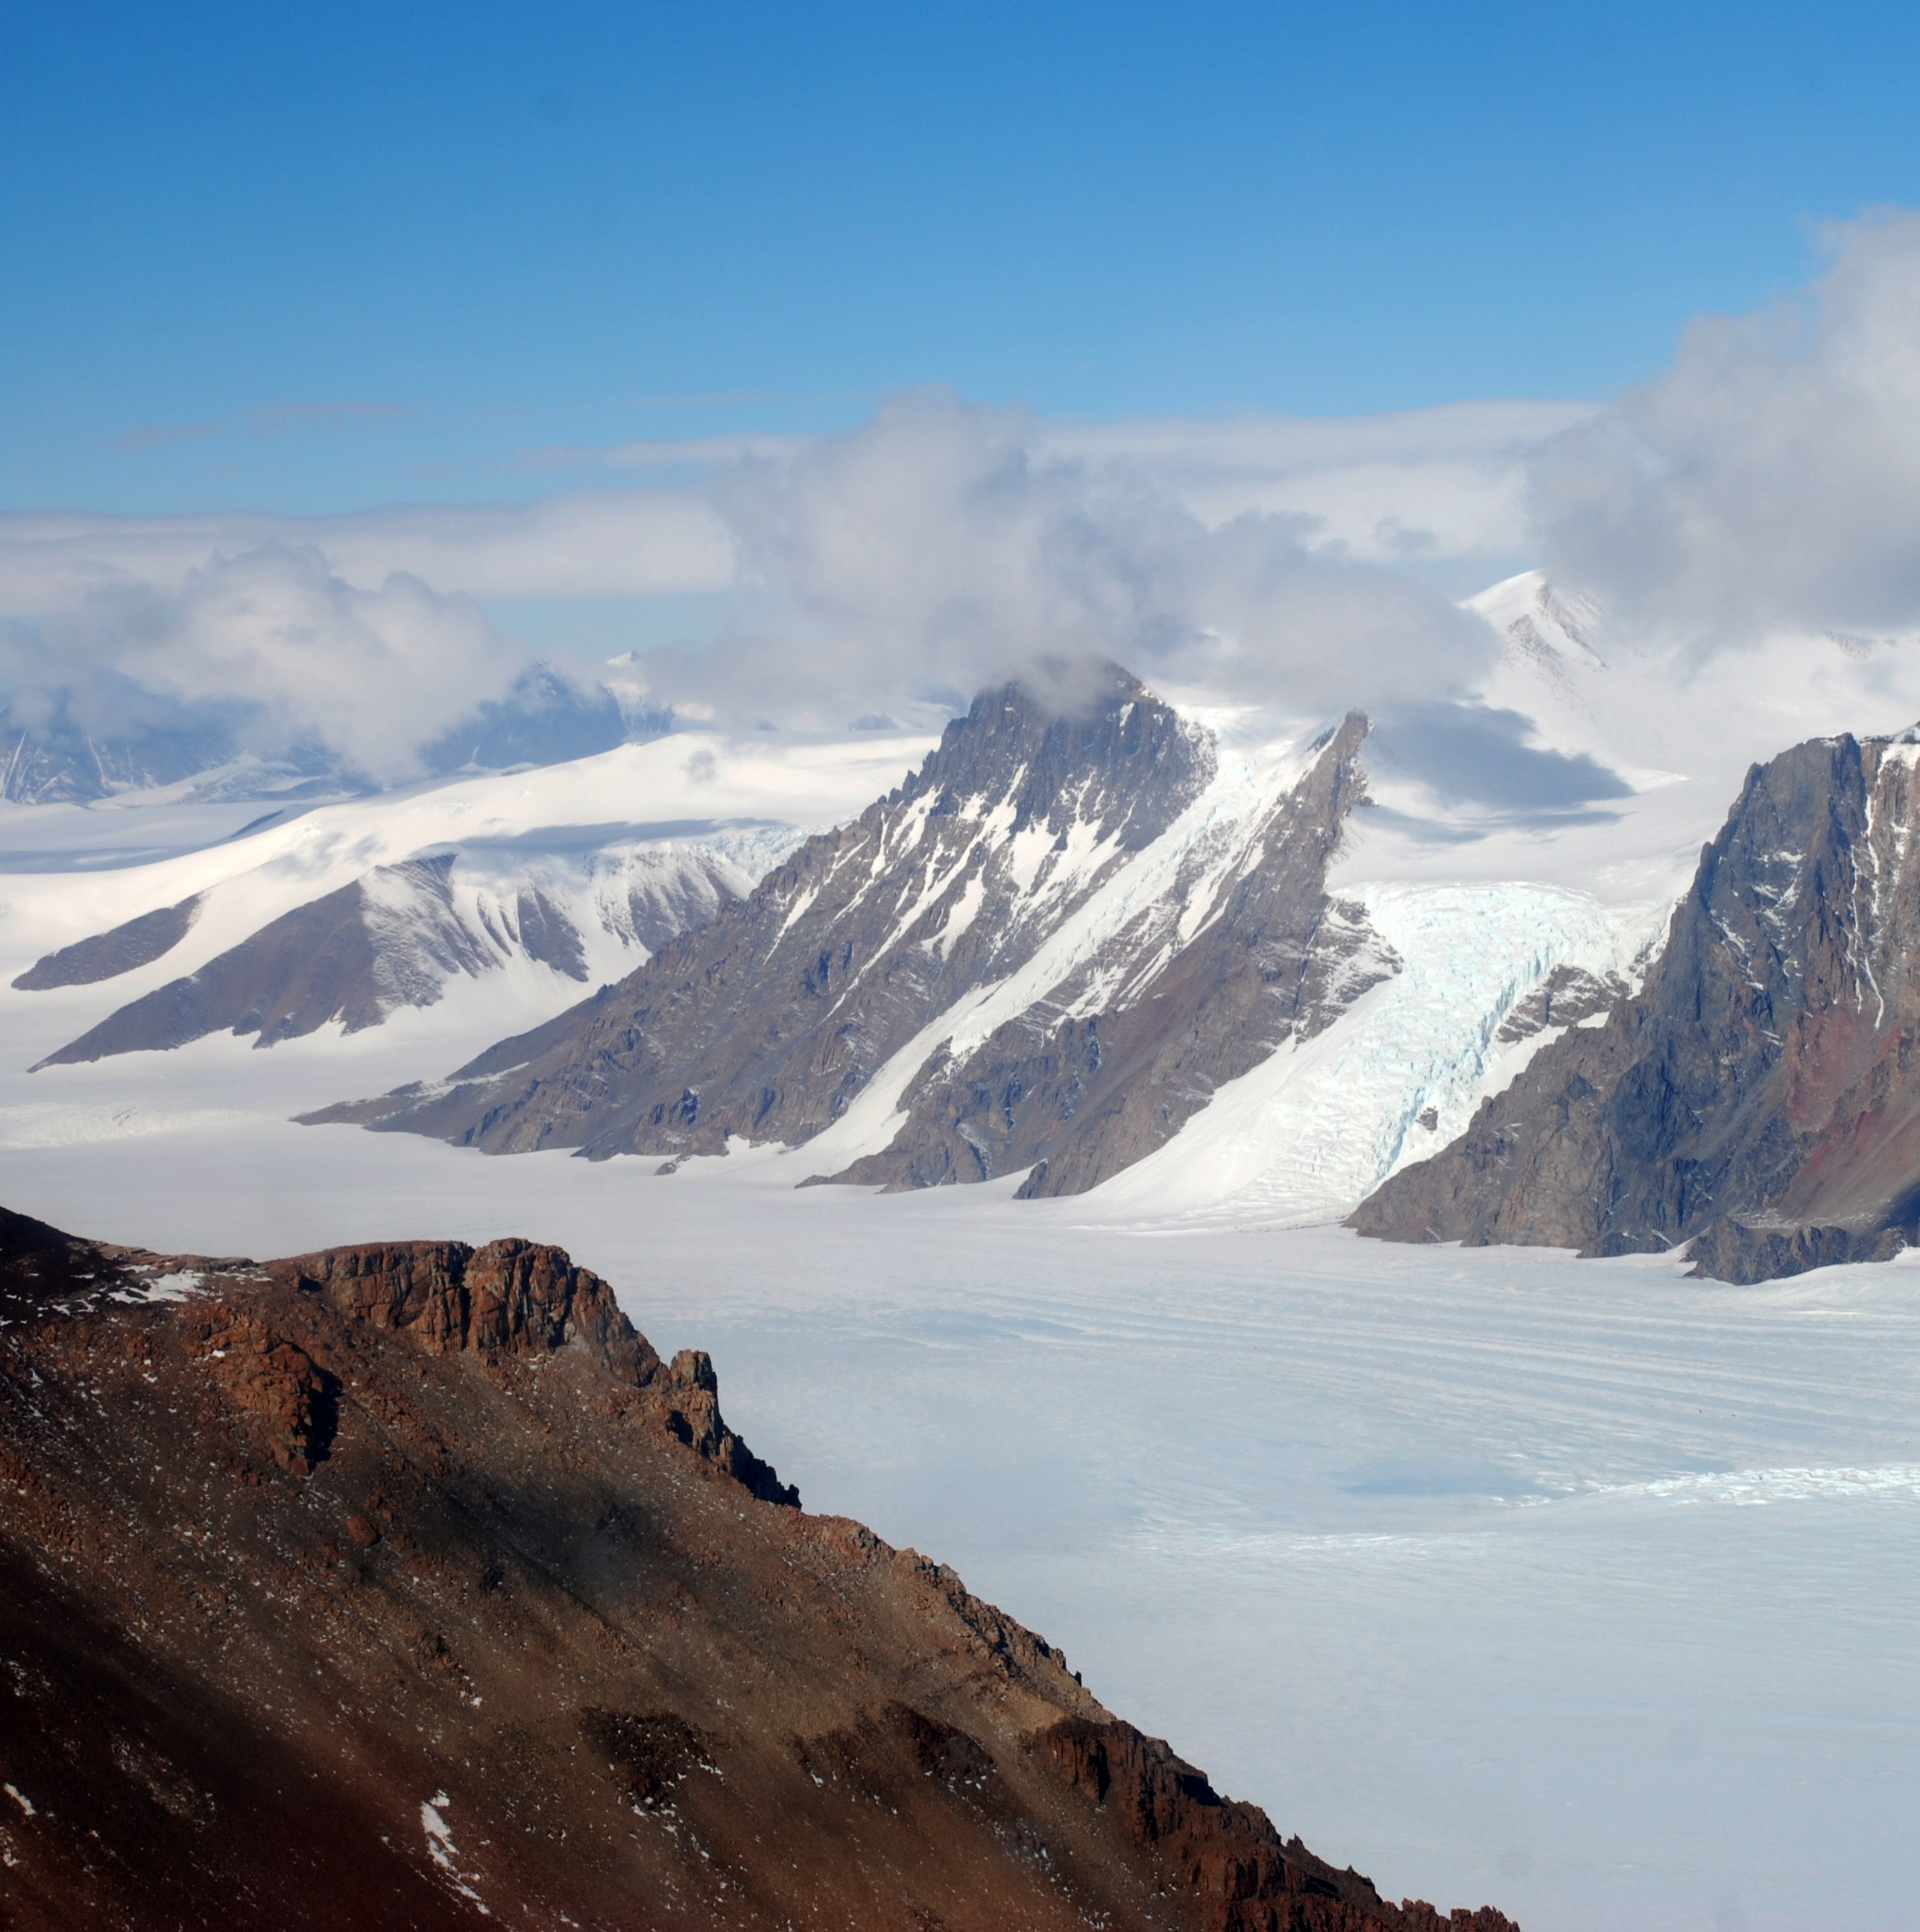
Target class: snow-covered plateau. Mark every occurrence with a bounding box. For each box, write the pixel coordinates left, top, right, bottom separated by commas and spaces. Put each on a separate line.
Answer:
5, 586, 1920, 1930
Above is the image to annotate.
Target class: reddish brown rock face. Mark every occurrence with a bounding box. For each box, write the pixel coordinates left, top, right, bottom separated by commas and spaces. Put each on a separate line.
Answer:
1352, 729, 1920, 1282
192, 1307, 331, 1473
0, 1209, 1517, 1932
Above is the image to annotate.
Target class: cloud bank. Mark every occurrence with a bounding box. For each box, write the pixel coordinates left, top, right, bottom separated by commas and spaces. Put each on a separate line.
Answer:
1532, 208, 1920, 647
642, 389, 1499, 727
4, 547, 525, 786
20, 208, 1920, 796
0, 394, 1533, 769
1038, 398, 1594, 560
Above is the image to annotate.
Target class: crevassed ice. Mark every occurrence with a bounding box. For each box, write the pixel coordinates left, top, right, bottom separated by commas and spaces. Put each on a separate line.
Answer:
1081, 880, 1665, 1231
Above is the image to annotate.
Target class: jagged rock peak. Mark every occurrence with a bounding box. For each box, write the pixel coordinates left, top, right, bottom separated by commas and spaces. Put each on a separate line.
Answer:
825, 707, 1388, 1198
905, 662, 1216, 854
305, 687, 1392, 1205
1351, 727, 1920, 1281
305, 663, 1228, 1168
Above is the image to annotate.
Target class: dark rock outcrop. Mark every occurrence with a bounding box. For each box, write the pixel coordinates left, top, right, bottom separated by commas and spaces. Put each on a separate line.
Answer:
0, 1205, 1516, 1929
11, 896, 203, 991
311, 672, 1389, 1199
1043, 1720, 1519, 1932
1681, 1216, 1907, 1286
833, 713, 1384, 1196
1351, 729, 1920, 1281
1491, 963, 1629, 1045
34, 856, 498, 1065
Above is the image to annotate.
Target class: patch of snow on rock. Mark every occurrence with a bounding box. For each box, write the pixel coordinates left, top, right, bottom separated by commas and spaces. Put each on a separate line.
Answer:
421, 1792, 490, 1913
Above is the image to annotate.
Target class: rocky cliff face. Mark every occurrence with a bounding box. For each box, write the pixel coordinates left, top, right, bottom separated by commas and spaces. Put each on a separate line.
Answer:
312, 671, 1389, 1199
1351, 729, 1920, 1281
0, 1205, 1516, 1931
833, 712, 1383, 1197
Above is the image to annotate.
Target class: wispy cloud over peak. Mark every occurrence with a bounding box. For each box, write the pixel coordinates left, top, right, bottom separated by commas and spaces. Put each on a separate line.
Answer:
1532, 207, 1920, 647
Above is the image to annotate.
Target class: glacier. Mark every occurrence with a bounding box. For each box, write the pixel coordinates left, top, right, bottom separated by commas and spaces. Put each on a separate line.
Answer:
10, 596, 1920, 1929
1084, 880, 1665, 1231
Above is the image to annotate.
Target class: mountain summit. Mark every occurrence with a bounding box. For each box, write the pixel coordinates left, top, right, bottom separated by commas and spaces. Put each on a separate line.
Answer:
1352, 728, 1920, 1280
312, 668, 1390, 1196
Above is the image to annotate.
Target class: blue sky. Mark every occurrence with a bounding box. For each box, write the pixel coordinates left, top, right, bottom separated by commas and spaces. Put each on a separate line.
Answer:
7, 0, 1920, 517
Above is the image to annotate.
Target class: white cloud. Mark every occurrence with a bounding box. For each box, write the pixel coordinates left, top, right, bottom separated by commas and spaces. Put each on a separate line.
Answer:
1532, 207, 1920, 645
1038, 399, 1597, 558
19, 216, 1920, 792
654, 388, 1498, 727
5, 547, 525, 784
0, 490, 736, 613
1, 394, 1526, 756
0, 493, 736, 783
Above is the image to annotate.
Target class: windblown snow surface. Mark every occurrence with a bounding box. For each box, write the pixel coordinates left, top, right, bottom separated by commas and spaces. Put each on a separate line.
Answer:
7, 623, 1920, 1929
3, 1117, 1916, 1932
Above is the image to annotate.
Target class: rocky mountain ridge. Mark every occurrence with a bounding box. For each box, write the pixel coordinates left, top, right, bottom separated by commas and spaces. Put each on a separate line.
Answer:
22, 842, 771, 1067
0, 1202, 1518, 1930
1352, 728, 1920, 1281
310, 669, 1396, 1199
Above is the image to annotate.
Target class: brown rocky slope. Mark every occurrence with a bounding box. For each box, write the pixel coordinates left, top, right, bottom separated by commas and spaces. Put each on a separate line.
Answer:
0, 1204, 1515, 1931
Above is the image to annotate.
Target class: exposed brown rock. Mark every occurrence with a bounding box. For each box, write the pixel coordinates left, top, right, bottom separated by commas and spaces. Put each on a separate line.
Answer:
1351, 729, 1920, 1281
10, 895, 203, 992
0, 1206, 1516, 1931
193, 1307, 332, 1474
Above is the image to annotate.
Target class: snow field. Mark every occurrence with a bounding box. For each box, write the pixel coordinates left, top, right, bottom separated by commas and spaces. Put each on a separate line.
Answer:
0, 1112, 1914, 1932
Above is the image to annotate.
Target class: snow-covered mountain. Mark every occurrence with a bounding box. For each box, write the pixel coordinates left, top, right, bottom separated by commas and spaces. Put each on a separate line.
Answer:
0, 660, 660, 807
0, 724, 933, 1090
307, 660, 1664, 1225
22, 571, 1920, 1280
26, 842, 771, 1067
314, 672, 1398, 1193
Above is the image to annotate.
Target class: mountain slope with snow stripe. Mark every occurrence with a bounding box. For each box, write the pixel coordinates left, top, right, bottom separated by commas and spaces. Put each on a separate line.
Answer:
311, 667, 1225, 1163
1, 728, 929, 1072
1077, 880, 1664, 1231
